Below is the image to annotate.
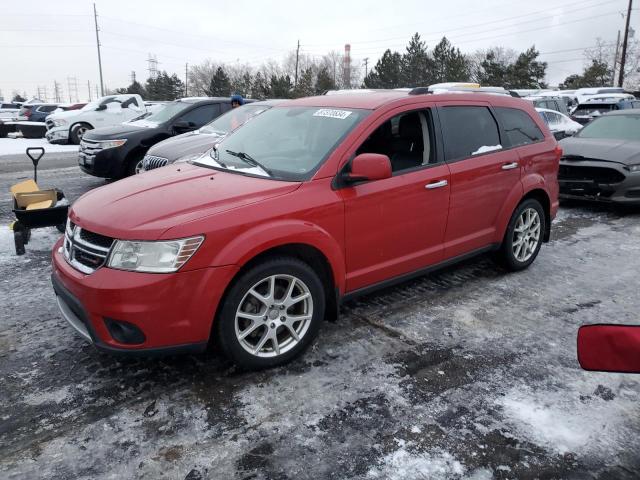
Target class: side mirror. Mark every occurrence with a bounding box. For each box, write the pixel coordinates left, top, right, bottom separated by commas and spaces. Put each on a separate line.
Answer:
553, 131, 567, 141
577, 324, 640, 373
173, 120, 196, 132
344, 153, 392, 184
96, 104, 107, 111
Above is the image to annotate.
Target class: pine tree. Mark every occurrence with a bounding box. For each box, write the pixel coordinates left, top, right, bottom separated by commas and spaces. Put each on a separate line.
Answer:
364, 50, 403, 88
206, 67, 232, 97
293, 68, 314, 98
561, 60, 612, 89
401, 33, 433, 87
126, 80, 147, 98
12, 92, 26, 102
477, 50, 510, 87
315, 66, 336, 93
270, 75, 293, 98
252, 72, 270, 100
432, 37, 470, 83
506, 46, 547, 88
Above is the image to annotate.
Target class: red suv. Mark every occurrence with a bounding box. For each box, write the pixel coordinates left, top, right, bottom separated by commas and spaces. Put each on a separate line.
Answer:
52, 90, 561, 369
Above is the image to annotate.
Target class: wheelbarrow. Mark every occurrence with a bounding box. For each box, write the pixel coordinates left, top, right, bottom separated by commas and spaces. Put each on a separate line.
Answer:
10, 147, 69, 255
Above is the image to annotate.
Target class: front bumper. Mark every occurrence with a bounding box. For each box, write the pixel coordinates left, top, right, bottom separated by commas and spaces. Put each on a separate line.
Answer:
78, 142, 128, 178
558, 160, 640, 205
45, 125, 69, 144
51, 238, 238, 355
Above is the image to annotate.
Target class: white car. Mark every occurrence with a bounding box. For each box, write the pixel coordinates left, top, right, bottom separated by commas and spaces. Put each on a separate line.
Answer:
45, 94, 146, 145
536, 107, 582, 140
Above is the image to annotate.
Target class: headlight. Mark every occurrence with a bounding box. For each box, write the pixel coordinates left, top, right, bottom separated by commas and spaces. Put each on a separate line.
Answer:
98, 139, 127, 149
626, 164, 640, 173
107, 236, 204, 273
52, 119, 67, 127
176, 152, 206, 164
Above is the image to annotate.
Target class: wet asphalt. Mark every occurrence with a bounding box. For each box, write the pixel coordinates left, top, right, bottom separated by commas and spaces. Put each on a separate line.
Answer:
1, 156, 639, 479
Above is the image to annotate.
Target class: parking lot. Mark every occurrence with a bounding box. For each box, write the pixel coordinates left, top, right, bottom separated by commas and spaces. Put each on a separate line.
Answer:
0, 155, 639, 479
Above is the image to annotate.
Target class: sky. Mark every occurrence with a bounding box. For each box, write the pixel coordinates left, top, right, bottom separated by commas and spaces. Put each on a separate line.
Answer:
0, 0, 634, 102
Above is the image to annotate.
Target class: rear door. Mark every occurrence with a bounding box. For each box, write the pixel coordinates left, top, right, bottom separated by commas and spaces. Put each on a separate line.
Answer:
340, 105, 450, 291
437, 102, 522, 258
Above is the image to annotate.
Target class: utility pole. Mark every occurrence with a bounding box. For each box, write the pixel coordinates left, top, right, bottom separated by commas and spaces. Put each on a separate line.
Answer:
93, 3, 104, 96
130, 71, 136, 84
363, 57, 369, 78
294, 40, 300, 88
613, 30, 621, 86
618, 0, 633, 87
185, 63, 188, 97
87, 80, 92, 101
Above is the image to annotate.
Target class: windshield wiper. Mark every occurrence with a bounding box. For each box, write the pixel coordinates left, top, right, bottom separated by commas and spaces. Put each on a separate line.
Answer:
225, 149, 272, 176
208, 144, 227, 168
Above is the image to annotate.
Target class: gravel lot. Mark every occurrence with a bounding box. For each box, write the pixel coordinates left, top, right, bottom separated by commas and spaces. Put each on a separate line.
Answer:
1, 160, 639, 480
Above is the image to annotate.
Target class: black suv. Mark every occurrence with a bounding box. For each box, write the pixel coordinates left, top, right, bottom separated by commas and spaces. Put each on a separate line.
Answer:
79, 97, 233, 178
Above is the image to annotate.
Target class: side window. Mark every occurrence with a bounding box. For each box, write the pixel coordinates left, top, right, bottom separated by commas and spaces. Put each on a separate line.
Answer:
177, 104, 221, 128
494, 107, 544, 147
356, 109, 435, 172
439, 106, 501, 161
220, 102, 233, 113
40, 105, 57, 113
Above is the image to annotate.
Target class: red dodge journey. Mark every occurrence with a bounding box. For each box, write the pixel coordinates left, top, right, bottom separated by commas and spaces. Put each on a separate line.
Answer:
52, 89, 561, 369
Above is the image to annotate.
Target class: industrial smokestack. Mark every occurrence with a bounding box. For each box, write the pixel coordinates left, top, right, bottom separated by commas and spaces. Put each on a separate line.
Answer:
344, 44, 351, 89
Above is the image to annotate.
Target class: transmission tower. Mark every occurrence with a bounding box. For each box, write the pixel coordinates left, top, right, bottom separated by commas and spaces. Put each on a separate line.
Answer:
130, 71, 137, 84
67, 76, 79, 103
147, 54, 159, 79
53, 81, 63, 103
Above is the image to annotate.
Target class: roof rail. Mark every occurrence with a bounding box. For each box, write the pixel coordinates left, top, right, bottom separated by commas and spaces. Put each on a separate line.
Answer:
408, 85, 511, 96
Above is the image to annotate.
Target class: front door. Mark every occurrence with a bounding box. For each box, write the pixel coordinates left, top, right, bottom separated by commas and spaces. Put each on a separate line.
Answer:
340, 107, 451, 292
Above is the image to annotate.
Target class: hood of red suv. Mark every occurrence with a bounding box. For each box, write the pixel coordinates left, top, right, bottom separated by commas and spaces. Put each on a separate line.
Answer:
70, 164, 301, 240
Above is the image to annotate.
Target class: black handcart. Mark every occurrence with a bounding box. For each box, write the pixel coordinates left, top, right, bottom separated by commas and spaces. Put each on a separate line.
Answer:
10, 147, 69, 255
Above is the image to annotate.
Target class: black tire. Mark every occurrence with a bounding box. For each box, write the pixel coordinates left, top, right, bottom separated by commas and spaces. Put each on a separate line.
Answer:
14, 230, 25, 255
499, 198, 546, 271
215, 256, 326, 370
125, 156, 144, 177
22, 228, 31, 245
69, 123, 91, 145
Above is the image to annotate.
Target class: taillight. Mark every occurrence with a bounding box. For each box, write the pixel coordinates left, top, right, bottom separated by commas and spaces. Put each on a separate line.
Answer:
24, 109, 31, 118
554, 145, 563, 161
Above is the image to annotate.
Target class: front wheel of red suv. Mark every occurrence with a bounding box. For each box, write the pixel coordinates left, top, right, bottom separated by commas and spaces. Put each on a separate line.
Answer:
499, 198, 546, 271
215, 257, 325, 370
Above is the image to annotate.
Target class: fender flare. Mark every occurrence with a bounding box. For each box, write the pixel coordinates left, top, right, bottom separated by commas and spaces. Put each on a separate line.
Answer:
212, 219, 346, 294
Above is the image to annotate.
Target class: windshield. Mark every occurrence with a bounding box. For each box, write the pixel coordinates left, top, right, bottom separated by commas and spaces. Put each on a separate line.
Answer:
576, 115, 640, 141
573, 104, 617, 116
194, 106, 368, 180
143, 101, 192, 125
200, 104, 271, 135
80, 98, 110, 111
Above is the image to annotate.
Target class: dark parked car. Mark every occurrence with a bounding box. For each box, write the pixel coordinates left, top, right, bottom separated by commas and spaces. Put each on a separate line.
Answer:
559, 110, 640, 204
570, 95, 640, 125
526, 96, 569, 116
79, 97, 234, 178
141, 99, 282, 172
18, 103, 59, 122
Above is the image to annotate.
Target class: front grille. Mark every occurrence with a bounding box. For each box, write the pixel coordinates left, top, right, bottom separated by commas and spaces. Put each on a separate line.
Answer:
63, 220, 114, 274
558, 164, 626, 184
142, 155, 169, 171
79, 139, 103, 156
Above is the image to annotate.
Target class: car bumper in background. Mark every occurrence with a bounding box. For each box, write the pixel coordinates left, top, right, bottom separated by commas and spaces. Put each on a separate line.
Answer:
51, 238, 238, 356
558, 160, 640, 204
45, 126, 69, 144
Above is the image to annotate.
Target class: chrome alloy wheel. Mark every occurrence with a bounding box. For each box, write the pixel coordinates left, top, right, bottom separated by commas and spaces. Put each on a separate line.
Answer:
134, 159, 144, 174
235, 274, 313, 357
512, 207, 541, 262
76, 125, 89, 139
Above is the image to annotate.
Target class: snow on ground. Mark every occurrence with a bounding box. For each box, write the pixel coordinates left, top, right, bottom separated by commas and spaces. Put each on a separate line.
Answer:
1, 167, 640, 479
0, 137, 77, 156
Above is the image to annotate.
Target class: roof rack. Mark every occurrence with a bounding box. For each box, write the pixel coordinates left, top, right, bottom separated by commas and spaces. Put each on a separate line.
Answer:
408, 85, 513, 96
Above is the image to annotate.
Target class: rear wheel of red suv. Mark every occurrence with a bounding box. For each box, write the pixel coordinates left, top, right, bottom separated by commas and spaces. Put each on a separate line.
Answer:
216, 257, 325, 370
499, 198, 545, 271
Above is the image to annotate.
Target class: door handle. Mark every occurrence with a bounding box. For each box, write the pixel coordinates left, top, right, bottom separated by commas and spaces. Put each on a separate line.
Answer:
501, 162, 519, 170
425, 180, 448, 189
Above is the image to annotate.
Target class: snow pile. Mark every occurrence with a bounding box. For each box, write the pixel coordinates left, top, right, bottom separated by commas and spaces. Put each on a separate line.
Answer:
0, 138, 78, 156
499, 380, 640, 455
367, 445, 465, 479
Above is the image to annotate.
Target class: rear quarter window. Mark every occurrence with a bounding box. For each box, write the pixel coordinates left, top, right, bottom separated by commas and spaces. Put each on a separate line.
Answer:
494, 107, 544, 147
439, 106, 501, 161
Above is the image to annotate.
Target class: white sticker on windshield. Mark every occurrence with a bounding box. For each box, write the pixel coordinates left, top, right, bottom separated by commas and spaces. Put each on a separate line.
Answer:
313, 109, 353, 120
